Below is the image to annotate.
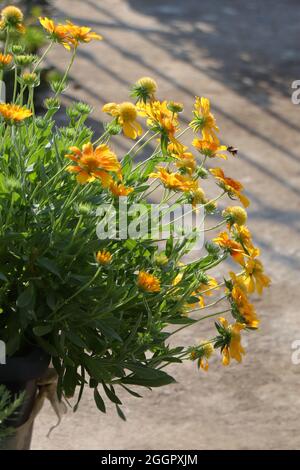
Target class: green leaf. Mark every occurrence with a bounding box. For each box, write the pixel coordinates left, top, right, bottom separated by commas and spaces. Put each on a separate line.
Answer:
121, 154, 133, 177
83, 356, 112, 382
36, 257, 61, 279
33, 324, 53, 336
186, 296, 201, 304
0, 272, 8, 282
16, 284, 35, 308
63, 366, 77, 397
102, 382, 122, 405
96, 320, 122, 342
66, 331, 87, 348
35, 336, 58, 357
168, 317, 197, 325
165, 236, 173, 257
126, 363, 171, 380
120, 384, 142, 398
116, 404, 126, 421
94, 388, 106, 413
122, 371, 176, 388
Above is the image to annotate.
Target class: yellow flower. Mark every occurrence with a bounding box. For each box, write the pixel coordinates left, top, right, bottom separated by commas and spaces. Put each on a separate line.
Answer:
64, 21, 102, 45
22, 72, 38, 86
137, 271, 161, 293
102, 101, 142, 139
131, 76, 157, 103
199, 341, 214, 371
210, 167, 250, 207
65, 142, 121, 185
0, 53, 12, 67
1, 6, 25, 32
213, 231, 245, 265
109, 181, 134, 197
167, 101, 184, 114
150, 167, 198, 192
219, 317, 245, 365
229, 273, 260, 328
39, 18, 102, 49
242, 256, 271, 295
96, 250, 112, 265
39, 17, 73, 49
191, 187, 207, 208
233, 224, 255, 252
190, 97, 219, 143
168, 143, 197, 175
222, 206, 247, 227
190, 276, 219, 308
0, 103, 32, 123
175, 151, 196, 175
138, 100, 179, 141
192, 136, 227, 159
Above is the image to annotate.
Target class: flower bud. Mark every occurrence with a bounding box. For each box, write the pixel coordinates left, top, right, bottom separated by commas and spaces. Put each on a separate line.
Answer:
130, 76, 157, 103
22, 72, 39, 87
1, 6, 23, 26
11, 44, 24, 55
44, 97, 60, 110
75, 102, 92, 115
222, 206, 247, 226
167, 101, 184, 113
14, 54, 37, 67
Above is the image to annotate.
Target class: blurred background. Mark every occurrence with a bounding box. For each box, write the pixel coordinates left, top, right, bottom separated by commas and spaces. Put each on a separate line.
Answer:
12, 0, 300, 449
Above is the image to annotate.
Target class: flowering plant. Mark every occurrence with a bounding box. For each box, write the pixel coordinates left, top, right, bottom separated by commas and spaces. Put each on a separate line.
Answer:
0, 6, 270, 416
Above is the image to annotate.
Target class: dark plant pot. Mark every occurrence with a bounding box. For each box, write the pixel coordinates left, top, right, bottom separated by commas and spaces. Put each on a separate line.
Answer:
0, 348, 50, 450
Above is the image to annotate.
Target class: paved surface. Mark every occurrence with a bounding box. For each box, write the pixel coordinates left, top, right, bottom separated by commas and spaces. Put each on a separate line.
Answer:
32, 0, 300, 449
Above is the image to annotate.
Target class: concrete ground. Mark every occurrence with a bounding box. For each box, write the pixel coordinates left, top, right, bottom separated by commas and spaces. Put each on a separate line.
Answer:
32, 0, 300, 449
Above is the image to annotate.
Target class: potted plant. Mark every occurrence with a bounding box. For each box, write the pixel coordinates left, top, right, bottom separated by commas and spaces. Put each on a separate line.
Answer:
0, 5, 270, 449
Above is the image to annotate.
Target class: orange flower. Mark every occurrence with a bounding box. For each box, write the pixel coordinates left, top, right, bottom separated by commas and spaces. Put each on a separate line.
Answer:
138, 100, 179, 142
229, 274, 260, 328
168, 143, 197, 175
39, 17, 73, 50
65, 21, 102, 45
0, 53, 12, 67
65, 142, 121, 185
0, 103, 32, 123
210, 167, 250, 207
102, 102, 142, 139
150, 167, 198, 192
213, 231, 245, 265
191, 276, 219, 308
96, 250, 112, 265
1, 6, 25, 33
242, 256, 271, 295
232, 224, 255, 252
219, 317, 245, 365
190, 97, 219, 143
137, 271, 161, 293
175, 152, 197, 174
109, 181, 134, 197
192, 136, 227, 159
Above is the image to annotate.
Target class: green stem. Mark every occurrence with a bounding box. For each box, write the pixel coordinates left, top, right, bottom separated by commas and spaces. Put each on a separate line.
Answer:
12, 66, 18, 102
33, 41, 54, 72
54, 47, 77, 98
169, 308, 231, 337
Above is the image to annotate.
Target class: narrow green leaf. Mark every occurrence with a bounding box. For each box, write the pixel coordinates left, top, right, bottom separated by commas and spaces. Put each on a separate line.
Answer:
33, 324, 53, 336
116, 404, 126, 421
102, 382, 122, 405
94, 388, 106, 413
